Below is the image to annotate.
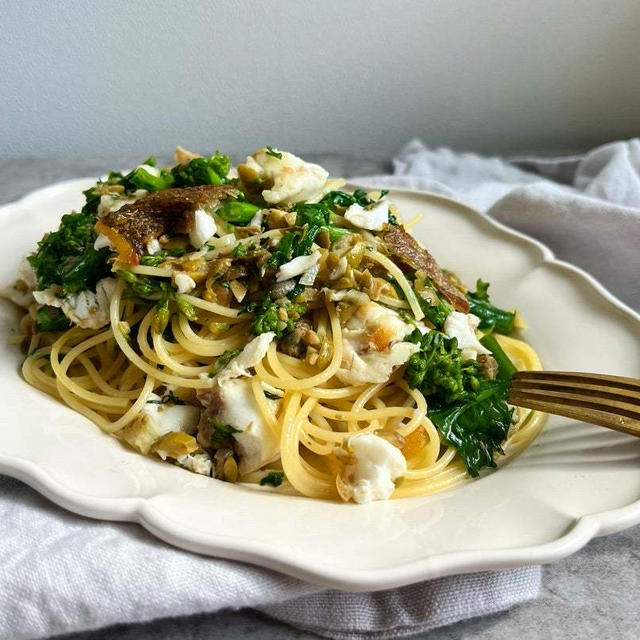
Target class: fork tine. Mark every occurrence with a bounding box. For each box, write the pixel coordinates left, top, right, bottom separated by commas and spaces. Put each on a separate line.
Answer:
509, 371, 640, 437
510, 376, 640, 407
512, 371, 640, 392
509, 388, 640, 418
508, 391, 640, 437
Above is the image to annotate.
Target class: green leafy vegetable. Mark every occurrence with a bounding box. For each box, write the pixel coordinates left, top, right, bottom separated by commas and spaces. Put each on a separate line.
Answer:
467, 279, 516, 334
293, 202, 330, 227
292, 202, 353, 247
117, 271, 196, 322
417, 293, 452, 330
479, 334, 517, 380
232, 242, 249, 258
139, 248, 186, 266
260, 471, 284, 487
404, 328, 517, 477
218, 200, 261, 225
265, 147, 282, 159
117, 270, 162, 298
429, 380, 513, 477
122, 158, 174, 192
266, 231, 301, 268
264, 390, 281, 400
35, 306, 71, 332
326, 226, 352, 243
207, 418, 241, 445
319, 189, 388, 209
28, 211, 111, 295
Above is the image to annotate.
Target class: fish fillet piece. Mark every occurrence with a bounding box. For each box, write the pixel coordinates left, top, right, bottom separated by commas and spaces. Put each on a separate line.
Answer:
382, 225, 469, 313
96, 185, 237, 264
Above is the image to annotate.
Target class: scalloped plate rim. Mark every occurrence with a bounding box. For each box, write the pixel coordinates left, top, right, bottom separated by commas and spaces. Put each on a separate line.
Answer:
0, 178, 639, 591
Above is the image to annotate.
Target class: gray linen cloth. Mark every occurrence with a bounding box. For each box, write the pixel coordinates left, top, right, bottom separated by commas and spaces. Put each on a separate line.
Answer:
4, 138, 639, 639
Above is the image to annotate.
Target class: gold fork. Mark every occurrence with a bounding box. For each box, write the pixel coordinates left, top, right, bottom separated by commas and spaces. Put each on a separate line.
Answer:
509, 371, 640, 437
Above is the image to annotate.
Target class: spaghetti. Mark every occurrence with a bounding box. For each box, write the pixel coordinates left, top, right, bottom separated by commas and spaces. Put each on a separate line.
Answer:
7, 146, 545, 504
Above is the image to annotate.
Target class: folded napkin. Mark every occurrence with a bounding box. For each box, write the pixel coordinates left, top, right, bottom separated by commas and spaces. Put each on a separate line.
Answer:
361, 138, 640, 310
5, 138, 640, 640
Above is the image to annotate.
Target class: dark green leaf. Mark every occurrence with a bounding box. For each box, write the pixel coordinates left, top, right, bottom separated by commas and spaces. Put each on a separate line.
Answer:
35, 306, 71, 332
429, 380, 513, 477
28, 211, 111, 295
265, 147, 282, 159
260, 471, 284, 486
207, 418, 241, 445
467, 279, 515, 334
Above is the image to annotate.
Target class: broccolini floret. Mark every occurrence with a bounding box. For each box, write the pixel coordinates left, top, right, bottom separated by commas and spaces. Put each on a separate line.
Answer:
404, 328, 517, 477
171, 153, 231, 187
245, 295, 306, 338
404, 330, 482, 407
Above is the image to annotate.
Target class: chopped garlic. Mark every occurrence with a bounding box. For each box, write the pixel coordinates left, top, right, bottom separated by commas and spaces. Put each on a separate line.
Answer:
299, 262, 320, 286
248, 210, 264, 228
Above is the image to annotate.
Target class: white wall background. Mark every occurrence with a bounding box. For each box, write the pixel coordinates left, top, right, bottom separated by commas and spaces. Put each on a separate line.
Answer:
1, 0, 639, 158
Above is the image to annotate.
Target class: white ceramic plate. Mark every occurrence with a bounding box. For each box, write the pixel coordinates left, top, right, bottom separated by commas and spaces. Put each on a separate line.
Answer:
2, 180, 640, 591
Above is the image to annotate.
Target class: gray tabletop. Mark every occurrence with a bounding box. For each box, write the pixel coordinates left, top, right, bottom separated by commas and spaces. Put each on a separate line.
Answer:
1, 154, 638, 640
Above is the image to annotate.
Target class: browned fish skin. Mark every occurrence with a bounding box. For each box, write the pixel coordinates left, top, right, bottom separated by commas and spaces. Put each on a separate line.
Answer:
96, 185, 237, 264
382, 225, 470, 313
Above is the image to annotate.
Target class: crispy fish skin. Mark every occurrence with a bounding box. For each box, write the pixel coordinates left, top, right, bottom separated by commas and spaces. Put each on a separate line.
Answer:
96, 185, 238, 264
381, 225, 470, 313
